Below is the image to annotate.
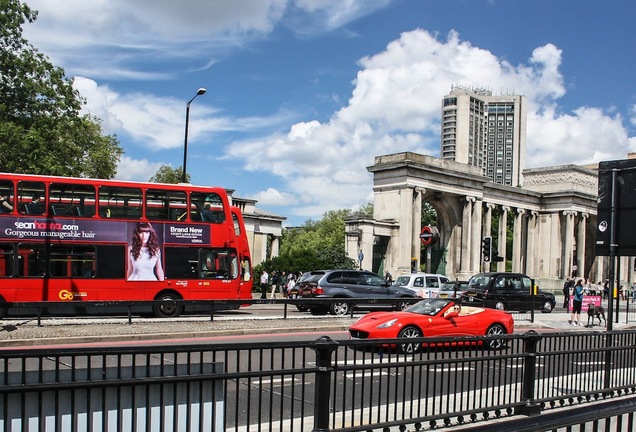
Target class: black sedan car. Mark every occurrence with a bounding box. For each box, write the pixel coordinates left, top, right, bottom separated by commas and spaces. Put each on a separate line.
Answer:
461, 272, 556, 313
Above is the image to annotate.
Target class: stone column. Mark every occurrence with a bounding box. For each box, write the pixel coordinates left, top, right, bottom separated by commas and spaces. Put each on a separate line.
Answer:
512, 209, 526, 273
497, 206, 510, 272
270, 236, 280, 258
563, 210, 577, 278
576, 213, 588, 279
471, 199, 483, 274
460, 196, 475, 277
526, 211, 539, 276
483, 203, 495, 238
396, 186, 416, 274
412, 187, 424, 271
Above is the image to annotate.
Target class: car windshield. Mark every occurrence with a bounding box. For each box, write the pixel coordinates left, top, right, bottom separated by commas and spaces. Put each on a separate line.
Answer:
404, 298, 452, 316
297, 272, 310, 283
393, 276, 411, 287
468, 275, 492, 289
440, 282, 467, 292
439, 283, 455, 292
303, 272, 325, 283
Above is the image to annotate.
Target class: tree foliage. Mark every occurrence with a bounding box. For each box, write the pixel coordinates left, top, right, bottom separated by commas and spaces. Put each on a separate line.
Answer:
0, 0, 122, 178
422, 202, 437, 226
256, 208, 363, 275
149, 165, 190, 184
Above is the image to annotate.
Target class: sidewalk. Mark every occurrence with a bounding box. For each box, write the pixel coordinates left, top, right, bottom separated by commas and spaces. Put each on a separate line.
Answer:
514, 310, 633, 331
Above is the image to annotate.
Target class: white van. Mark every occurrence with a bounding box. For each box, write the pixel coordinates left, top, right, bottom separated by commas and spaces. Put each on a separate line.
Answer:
392, 273, 449, 298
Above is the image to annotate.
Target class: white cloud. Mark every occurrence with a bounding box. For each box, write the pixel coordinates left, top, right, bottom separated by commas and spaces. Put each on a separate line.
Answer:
527, 107, 630, 167
249, 188, 296, 206
116, 156, 165, 181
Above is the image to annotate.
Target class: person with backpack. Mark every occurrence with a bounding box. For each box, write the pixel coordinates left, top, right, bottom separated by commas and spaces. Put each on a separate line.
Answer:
569, 279, 584, 326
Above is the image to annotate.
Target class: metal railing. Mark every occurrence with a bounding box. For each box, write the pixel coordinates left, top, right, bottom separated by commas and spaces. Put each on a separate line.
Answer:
0, 298, 422, 324
1, 330, 636, 431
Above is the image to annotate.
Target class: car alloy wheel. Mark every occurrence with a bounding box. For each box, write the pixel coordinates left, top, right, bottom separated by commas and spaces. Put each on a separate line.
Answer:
330, 301, 350, 316
485, 324, 506, 350
494, 301, 506, 311
397, 326, 423, 354
541, 301, 553, 313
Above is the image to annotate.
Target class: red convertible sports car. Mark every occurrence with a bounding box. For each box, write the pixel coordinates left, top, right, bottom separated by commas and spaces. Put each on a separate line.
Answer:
348, 298, 514, 353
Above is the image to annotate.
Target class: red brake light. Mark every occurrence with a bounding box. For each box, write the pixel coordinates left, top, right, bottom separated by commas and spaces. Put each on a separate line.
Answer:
315, 287, 324, 295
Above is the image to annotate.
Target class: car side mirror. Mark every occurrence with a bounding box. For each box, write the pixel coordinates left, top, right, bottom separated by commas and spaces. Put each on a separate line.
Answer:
445, 311, 459, 319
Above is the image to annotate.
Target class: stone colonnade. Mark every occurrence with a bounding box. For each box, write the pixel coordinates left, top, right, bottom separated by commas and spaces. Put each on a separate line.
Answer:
453, 197, 591, 281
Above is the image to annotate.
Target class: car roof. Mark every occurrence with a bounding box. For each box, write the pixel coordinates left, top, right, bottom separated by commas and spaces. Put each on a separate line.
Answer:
396, 273, 447, 278
309, 269, 379, 275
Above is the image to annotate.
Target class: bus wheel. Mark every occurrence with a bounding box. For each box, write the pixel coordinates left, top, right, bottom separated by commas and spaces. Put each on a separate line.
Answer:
0, 295, 6, 319
153, 292, 184, 318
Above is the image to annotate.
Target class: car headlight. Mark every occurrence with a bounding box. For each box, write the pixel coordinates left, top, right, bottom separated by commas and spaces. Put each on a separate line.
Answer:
377, 319, 398, 329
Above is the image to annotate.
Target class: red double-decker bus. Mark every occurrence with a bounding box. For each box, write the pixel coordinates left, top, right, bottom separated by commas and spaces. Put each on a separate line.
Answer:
0, 173, 252, 318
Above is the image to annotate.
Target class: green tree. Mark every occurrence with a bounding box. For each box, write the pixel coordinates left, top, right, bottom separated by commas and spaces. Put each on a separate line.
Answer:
256, 209, 357, 275
0, 0, 122, 178
149, 165, 189, 184
422, 202, 437, 226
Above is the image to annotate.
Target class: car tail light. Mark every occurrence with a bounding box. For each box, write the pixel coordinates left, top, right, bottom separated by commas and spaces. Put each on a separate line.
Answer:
315, 287, 324, 295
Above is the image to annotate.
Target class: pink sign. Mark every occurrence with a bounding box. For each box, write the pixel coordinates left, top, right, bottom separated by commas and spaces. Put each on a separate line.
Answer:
569, 295, 602, 312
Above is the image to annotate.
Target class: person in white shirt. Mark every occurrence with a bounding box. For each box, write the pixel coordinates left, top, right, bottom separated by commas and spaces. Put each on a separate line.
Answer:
260, 270, 269, 299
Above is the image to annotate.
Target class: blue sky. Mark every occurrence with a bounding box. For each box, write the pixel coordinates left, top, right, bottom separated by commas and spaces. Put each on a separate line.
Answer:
22, 0, 636, 226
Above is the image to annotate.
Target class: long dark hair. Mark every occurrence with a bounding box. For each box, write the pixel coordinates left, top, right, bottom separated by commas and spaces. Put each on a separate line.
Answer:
130, 222, 160, 260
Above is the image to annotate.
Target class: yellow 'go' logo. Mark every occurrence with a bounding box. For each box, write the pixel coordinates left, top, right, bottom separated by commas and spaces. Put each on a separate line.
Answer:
59, 290, 74, 300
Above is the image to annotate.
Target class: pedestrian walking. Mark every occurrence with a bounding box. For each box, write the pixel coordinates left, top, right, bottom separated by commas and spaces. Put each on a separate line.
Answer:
385, 271, 393, 285
562, 277, 572, 310
569, 279, 584, 326
270, 271, 280, 299
260, 270, 269, 299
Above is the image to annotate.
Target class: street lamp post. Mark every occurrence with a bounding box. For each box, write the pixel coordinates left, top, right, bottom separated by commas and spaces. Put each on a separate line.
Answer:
181, 88, 207, 183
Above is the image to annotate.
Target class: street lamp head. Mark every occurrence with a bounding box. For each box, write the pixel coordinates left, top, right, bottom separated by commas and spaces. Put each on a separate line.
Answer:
182, 87, 207, 183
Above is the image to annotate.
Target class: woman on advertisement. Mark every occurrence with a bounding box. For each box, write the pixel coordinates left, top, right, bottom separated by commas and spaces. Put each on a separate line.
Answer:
127, 222, 164, 281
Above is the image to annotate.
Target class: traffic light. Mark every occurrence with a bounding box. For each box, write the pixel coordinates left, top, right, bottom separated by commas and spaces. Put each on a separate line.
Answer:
482, 236, 492, 262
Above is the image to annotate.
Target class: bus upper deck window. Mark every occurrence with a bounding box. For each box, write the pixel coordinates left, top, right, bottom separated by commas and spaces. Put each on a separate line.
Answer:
0, 180, 14, 214
190, 191, 226, 223
17, 181, 46, 216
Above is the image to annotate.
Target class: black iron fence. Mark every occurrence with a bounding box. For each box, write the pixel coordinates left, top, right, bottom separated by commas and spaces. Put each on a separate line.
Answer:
1, 330, 636, 431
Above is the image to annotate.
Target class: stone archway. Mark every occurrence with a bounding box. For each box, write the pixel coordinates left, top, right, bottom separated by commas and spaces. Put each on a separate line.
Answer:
345, 152, 602, 291
420, 192, 462, 277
